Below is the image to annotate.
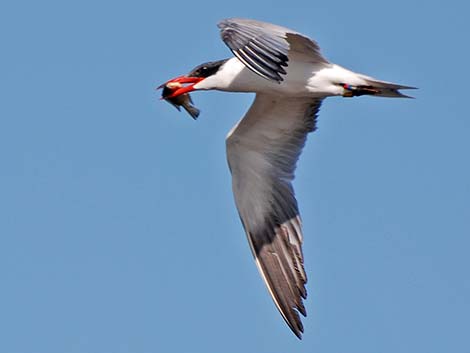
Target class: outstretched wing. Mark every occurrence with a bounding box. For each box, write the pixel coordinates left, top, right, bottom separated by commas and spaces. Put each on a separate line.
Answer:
218, 18, 328, 83
226, 94, 322, 338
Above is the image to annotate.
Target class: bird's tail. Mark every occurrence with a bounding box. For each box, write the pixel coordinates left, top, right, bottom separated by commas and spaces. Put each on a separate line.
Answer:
343, 75, 417, 98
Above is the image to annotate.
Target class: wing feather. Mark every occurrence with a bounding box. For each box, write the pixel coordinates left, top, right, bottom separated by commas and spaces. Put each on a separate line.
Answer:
226, 94, 322, 338
218, 18, 328, 83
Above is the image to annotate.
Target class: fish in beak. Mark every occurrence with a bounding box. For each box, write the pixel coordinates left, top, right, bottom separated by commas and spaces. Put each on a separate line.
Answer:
158, 76, 204, 119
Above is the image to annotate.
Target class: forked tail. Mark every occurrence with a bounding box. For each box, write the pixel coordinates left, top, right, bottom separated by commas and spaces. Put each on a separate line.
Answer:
343, 76, 417, 98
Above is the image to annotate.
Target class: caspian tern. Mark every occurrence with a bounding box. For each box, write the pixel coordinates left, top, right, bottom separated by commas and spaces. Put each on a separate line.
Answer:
159, 18, 414, 339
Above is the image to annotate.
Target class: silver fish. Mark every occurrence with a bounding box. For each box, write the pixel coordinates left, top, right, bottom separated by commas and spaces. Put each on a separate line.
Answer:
160, 82, 200, 119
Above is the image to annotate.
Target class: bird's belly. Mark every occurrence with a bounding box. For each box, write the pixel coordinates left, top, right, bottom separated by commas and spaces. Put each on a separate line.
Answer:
222, 59, 324, 97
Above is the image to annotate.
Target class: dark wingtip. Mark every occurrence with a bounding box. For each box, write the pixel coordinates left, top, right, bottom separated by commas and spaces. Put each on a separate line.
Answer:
283, 308, 305, 340
292, 320, 304, 340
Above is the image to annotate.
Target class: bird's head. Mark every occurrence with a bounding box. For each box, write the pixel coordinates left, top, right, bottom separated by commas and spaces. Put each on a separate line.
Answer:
158, 59, 228, 98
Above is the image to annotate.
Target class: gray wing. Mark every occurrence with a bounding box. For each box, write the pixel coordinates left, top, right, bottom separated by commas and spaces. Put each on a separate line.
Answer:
218, 18, 329, 83
226, 94, 322, 338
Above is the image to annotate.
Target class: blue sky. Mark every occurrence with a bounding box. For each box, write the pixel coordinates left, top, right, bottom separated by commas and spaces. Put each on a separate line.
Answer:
1, 0, 469, 352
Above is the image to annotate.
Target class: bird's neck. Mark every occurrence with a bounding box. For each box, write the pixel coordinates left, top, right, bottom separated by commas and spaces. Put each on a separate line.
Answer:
194, 58, 268, 93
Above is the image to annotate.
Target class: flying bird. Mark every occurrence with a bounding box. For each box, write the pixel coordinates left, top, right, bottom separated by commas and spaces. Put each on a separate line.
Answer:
159, 18, 414, 339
